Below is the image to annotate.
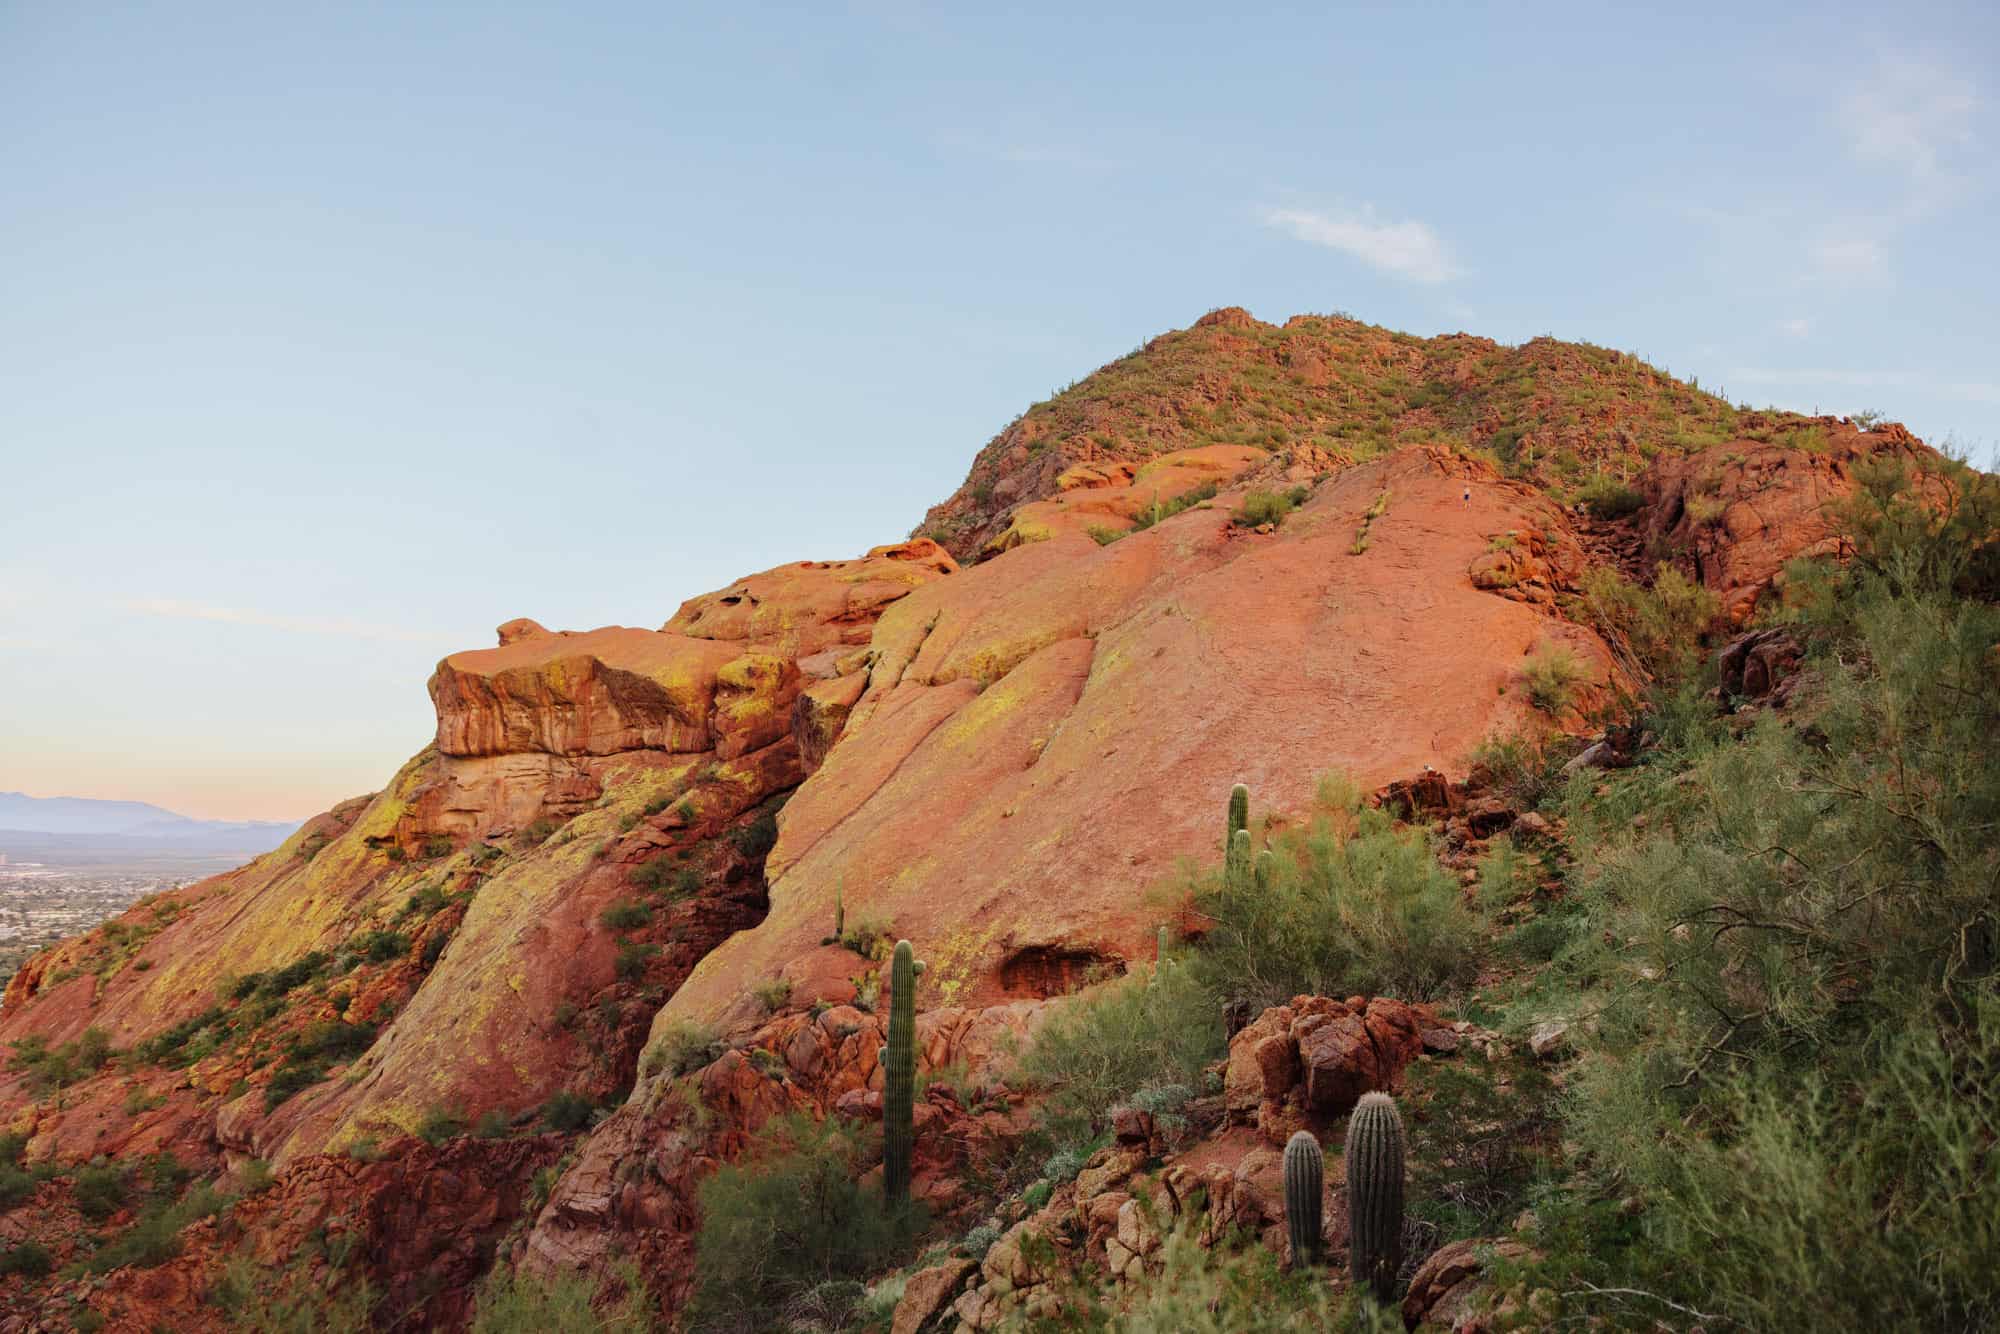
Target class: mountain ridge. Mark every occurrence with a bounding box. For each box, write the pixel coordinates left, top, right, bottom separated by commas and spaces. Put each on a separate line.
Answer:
0, 791, 298, 850
0, 307, 1978, 1330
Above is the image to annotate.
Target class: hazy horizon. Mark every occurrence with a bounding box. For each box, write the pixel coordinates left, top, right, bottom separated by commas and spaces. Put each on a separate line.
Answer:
4, 2, 1996, 823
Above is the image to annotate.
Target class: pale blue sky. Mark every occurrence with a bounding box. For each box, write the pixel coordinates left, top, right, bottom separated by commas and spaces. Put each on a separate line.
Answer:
2, 2, 1995, 820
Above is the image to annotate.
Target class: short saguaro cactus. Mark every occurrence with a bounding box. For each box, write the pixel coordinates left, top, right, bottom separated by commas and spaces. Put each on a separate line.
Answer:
1283, 1130, 1324, 1266
1345, 1091, 1406, 1302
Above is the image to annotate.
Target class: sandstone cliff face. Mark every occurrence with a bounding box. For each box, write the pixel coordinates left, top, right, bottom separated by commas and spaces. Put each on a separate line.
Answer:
0, 543, 956, 1179
661, 446, 1623, 1035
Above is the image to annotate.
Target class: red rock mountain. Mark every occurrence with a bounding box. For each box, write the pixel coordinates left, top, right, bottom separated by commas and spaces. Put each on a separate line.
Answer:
0, 308, 1937, 1330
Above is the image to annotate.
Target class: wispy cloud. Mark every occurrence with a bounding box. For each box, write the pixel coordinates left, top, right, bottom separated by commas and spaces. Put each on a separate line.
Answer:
123, 599, 442, 643
1777, 317, 1813, 338
1259, 205, 1460, 284
1839, 57, 1977, 186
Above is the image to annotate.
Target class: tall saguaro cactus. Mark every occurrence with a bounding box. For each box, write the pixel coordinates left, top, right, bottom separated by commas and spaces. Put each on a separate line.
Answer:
1227, 782, 1249, 846
1283, 1130, 1324, 1266
884, 939, 917, 1207
1345, 1091, 1406, 1303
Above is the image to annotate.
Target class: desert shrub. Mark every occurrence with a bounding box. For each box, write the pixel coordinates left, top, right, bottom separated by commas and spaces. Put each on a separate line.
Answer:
471, 1109, 513, 1139
614, 941, 659, 981
0, 1239, 51, 1277
420, 932, 450, 969
263, 1065, 324, 1111
82, 1185, 228, 1273
639, 1020, 722, 1081
471, 1261, 653, 1333
8, 1027, 117, 1094
252, 951, 330, 999
1017, 963, 1221, 1146
1234, 488, 1295, 528
729, 806, 782, 860
540, 1091, 596, 1133
209, 1254, 376, 1331
629, 856, 696, 897
294, 832, 330, 862
1529, 482, 2000, 1328
750, 977, 793, 1014
72, 1161, 128, 1221
689, 1114, 922, 1329
0, 1130, 25, 1166
519, 818, 560, 846
0, 1161, 58, 1210
1185, 779, 1484, 1013
401, 885, 448, 918
837, 911, 892, 960
1577, 563, 1721, 687
1128, 481, 1217, 533
1472, 732, 1560, 816
1577, 473, 1643, 519
600, 900, 652, 931
134, 1007, 227, 1067
1061, 1224, 1338, 1331
1520, 645, 1583, 713
348, 930, 408, 964
415, 1106, 467, 1146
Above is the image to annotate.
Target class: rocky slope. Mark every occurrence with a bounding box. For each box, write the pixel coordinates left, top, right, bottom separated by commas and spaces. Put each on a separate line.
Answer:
0, 306, 1943, 1331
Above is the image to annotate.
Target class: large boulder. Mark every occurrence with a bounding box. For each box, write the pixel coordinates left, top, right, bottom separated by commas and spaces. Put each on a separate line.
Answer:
1225, 995, 1433, 1141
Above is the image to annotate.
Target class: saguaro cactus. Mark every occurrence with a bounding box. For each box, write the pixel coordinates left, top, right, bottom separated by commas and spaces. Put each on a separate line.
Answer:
1283, 1130, 1324, 1266
1227, 828, 1252, 889
884, 939, 916, 1207
1255, 847, 1277, 892
1345, 1091, 1406, 1303
1227, 782, 1249, 845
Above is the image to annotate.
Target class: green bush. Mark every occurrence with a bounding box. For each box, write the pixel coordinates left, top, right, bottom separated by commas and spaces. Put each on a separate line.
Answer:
0, 1239, 52, 1278
613, 941, 659, 981
1529, 476, 2000, 1329
1234, 488, 1296, 528
471, 1261, 653, 1332
1128, 481, 1218, 534
1185, 777, 1484, 1012
750, 976, 793, 1014
639, 1020, 722, 1081
540, 1091, 596, 1133
416, 1106, 467, 1146
600, 900, 652, 931
348, 930, 408, 964
729, 806, 782, 860
1017, 963, 1222, 1147
1520, 645, 1584, 714
1577, 563, 1720, 687
689, 1114, 922, 1328
72, 1161, 128, 1221
1577, 473, 1643, 519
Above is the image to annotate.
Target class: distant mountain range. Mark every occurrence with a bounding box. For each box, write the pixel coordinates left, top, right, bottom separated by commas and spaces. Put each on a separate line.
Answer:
0, 791, 298, 852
